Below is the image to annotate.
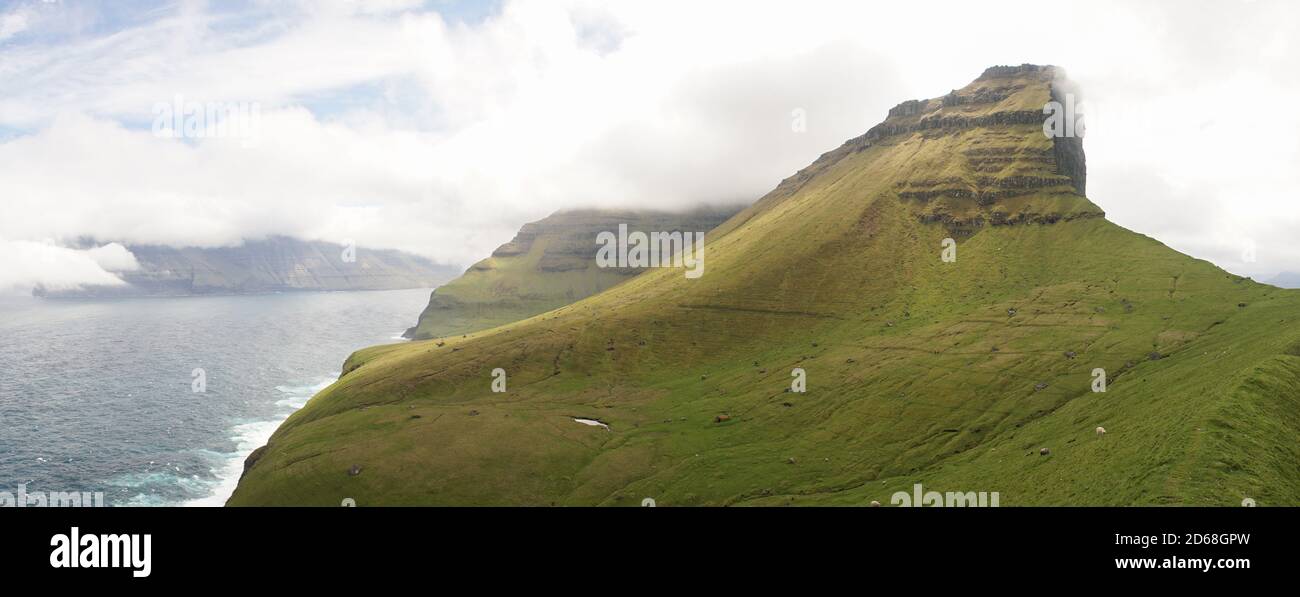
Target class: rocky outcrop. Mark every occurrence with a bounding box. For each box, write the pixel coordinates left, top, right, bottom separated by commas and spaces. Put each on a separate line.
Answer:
736, 65, 1100, 242
1049, 75, 1087, 196
978, 63, 1049, 80
942, 86, 1012, 107
863, 108, 1046, 143
887, 99, 925, 118
239, 445, 268, 482
860, 65, 1103, 235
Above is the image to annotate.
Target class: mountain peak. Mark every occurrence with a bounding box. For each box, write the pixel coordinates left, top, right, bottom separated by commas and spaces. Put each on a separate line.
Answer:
762, 65, 1094, 239
977, 62, 1057, 80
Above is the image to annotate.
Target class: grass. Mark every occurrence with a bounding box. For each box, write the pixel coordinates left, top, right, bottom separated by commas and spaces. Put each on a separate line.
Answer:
229, 66, 1300, 507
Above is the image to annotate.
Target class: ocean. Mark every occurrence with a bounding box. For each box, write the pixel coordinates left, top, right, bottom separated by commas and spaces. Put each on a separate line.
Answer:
0, 288, 432, 506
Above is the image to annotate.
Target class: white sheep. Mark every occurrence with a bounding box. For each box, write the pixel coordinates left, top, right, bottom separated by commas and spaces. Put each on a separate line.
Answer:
1095, 426, 1106, 436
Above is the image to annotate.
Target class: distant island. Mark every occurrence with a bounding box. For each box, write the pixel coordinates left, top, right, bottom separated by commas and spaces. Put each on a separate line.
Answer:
36, 236, 460, 298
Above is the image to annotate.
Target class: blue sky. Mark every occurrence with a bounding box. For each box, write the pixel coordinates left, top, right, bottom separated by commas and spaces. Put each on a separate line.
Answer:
0, 0, 503, 133
0, 0, 503, 39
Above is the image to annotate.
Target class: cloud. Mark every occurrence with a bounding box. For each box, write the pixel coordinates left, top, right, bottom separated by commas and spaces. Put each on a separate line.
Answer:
0, 10, 30, 41
86, 242, 140, 272
0, 0, 1297, 295
0, 238, 135, 295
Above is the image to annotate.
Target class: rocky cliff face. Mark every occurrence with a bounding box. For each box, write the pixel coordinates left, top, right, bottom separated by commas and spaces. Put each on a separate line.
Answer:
37, 237, 459, 298
768, 64, 1097, 241
749, 65, 1095, 236
1047, 71, 1087, 197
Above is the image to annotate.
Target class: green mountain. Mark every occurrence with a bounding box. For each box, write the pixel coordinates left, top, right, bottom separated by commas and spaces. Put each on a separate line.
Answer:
230, 65, 1300, 507
403, 207, 739, 340
37, 236, 458, 297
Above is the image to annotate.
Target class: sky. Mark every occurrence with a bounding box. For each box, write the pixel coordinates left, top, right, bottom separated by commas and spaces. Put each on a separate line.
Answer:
1, 0, 1297, 293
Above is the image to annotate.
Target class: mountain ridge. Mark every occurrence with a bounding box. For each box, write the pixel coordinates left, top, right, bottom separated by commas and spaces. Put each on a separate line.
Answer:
229, 65, 1300, 507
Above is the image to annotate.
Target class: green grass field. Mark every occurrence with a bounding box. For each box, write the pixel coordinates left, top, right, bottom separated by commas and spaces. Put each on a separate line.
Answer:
230, 65, 1300, 506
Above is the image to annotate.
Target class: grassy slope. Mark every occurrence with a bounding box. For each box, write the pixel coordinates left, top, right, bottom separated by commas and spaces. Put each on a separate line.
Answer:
230, 66, 1300, 506
404, 208, 738, 340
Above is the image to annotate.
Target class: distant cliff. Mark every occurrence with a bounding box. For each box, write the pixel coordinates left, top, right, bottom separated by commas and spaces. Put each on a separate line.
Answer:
36, 237, 459, 298
403, 207, 741, 340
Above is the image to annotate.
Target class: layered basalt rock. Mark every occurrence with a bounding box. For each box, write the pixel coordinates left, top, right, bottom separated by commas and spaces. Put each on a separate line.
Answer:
856, 64, 1100, 235
863, 107, 1046, 143
977, 63, 1049, 79
758, 65, 1092, 232
942, 86, 1011, 107
1049, 74, 1087, 196
964, 146, 1056, 173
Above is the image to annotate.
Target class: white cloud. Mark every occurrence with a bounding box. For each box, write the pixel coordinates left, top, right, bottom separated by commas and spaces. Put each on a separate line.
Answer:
0, 0, 1297, 294
85, 242, 140, 272
0, 10, 30, 41
0, 238, 133, 295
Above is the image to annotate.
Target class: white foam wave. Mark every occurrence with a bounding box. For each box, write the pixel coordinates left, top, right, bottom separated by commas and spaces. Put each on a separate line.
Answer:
273, 377, 335, 409
182, 373, 338, 507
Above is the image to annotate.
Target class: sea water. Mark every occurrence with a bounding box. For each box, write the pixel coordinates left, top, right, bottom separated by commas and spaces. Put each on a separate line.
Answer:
0, 288, 432, 506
